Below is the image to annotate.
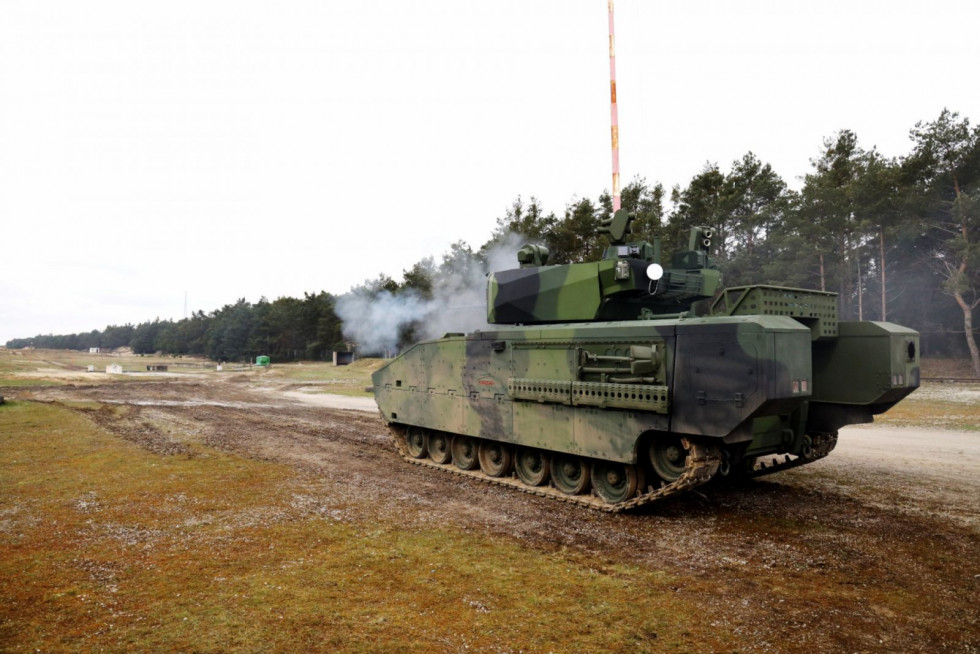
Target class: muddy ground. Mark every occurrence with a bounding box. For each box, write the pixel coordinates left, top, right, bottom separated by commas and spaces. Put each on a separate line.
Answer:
12, 375, 980, 652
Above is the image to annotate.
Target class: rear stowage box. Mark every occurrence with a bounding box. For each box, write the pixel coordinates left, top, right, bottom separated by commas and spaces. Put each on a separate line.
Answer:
807, 321, 920, 432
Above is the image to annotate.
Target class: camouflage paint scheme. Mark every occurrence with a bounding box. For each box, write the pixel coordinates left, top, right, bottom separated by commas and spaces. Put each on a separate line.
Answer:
373, 317, 918, 465
373, 213, 919, 498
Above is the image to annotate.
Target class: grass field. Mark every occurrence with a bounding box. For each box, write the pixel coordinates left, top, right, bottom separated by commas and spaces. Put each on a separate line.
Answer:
0, 349, 201, 374
2, 348, 978, 651
266, 358, 385, 396
874, 387, 980, 430
0, 399, 730, 652
875, 357, 980, 430
0, 348, 384, 397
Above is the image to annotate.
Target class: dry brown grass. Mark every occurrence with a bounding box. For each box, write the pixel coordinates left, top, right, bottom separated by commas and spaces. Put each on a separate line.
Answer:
265, 358, 385, 397
1, 400, 728, 652
874, 381, 980, 430
4, 348, 979, 652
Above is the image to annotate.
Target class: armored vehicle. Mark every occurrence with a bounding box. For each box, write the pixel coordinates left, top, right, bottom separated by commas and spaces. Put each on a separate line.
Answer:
372, 210, 919, 511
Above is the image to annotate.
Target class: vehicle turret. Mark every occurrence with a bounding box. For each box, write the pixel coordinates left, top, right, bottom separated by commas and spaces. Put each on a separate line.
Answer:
487, 209, 721, 325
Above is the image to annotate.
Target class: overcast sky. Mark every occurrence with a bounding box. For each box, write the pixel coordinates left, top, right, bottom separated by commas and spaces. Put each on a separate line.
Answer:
1, 0, 977, 344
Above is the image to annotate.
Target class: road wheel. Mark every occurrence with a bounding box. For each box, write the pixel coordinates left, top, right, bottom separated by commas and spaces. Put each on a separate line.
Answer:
427, 431, 451, 464
649, 435, 688, 482
800, 434, 815, 460
478, 440, 513, 478
514, 447, 550, 486
405, 426, 427, 459
451, 435, 479, 470
551, 454, 590, 495
591, 461, 643, 504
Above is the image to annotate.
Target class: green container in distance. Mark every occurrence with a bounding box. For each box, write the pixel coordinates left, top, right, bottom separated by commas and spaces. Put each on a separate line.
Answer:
255, 355, 271, 367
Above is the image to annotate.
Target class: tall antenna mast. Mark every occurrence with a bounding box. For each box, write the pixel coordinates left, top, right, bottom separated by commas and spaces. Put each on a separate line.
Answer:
608, 0, 621, 212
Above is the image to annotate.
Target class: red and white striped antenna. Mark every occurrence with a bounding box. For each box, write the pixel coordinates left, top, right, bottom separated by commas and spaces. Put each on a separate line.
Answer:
608, 0, 621, 211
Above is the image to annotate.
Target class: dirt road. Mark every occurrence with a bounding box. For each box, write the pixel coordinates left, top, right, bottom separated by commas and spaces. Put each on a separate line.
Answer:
12, 377, 980, 652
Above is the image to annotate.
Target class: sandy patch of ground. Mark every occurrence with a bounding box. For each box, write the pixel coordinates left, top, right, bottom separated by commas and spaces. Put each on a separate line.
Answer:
275, 389, 379, 412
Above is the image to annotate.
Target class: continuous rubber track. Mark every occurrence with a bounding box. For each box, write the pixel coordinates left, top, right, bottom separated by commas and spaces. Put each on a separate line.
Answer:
385, 421, 722, 513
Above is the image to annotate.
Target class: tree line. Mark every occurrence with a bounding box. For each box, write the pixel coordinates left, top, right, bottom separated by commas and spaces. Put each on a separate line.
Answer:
6, 293, 345, 364
363, 109, 979, 374
7, 109, 979, 374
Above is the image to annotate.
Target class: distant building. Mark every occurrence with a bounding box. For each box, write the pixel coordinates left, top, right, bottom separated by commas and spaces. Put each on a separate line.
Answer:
89, 347, 101, 354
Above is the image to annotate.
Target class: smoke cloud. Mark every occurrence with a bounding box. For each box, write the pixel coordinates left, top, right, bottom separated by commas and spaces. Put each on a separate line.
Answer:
335, 233, 527, 355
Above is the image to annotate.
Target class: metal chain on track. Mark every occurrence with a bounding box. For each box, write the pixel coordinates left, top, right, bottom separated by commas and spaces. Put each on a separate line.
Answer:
384, 418, 722, 513
746, 432, 838, 479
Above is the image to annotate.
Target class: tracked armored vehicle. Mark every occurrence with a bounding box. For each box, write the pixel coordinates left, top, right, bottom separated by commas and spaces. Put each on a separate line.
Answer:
372, 211, 920, 511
